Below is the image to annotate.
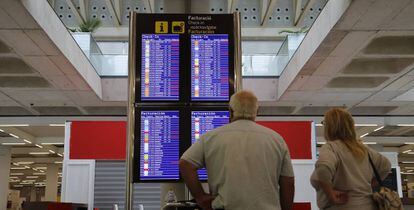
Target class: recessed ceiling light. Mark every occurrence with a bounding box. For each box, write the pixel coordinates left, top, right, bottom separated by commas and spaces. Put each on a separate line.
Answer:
403, 149, 412, 153
374, 126, 384, 132
23, 139, 32, 144
398, 124, 414, 126
405, 143, 414, 145
360, 133, 370, 138
355, 124, 378, 126
11, 167, 26, 170
317, 141, 326, 145
9, 133, 19, 139
33, 172, 46, 175
363, 142, 377, 145
49, 124, 65, 127
48, 150, 56, 154
10, 173, 23, 175
41, 143, 64, 145
315, 123, 323, 127
0, 124, 29, 127
54, 161, 63, 164
402, 161, 414, 164
29, 152, 49, 155
1, 143, 25, 145
16, 162, 34, 165
35, 144, 43, 148
57, 153, 63, 157
35, 167, 47, 170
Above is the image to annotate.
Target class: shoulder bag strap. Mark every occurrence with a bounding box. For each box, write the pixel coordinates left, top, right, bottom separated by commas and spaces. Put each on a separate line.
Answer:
368, 153, 383, 186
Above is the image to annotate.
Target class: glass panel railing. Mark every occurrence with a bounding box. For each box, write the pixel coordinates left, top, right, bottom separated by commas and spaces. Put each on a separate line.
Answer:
71, 32, 305, 77
242, 34, 305, 77
72, 33, 128, 76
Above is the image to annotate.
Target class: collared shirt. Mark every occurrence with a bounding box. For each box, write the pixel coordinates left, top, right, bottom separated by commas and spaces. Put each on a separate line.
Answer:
181, 120, 294, 210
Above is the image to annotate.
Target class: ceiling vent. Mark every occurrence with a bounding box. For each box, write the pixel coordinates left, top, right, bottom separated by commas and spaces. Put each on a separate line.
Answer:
83, 106, 127, 115
349, 106, 398, 115
258, 106, 296, 115
0, 57, 34, 74
0, 40, 11, 53
0, 76, 50, 88
363, 36, 414, 55
32, 106, 82, 115
0, 106, 33, 116
326, 76, 389, 88
342, 58, 414, 74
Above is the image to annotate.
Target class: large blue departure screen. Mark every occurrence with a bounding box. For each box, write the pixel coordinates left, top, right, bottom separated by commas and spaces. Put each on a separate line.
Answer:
141, 34, 179, 101
191, 34, 230, 101
140, 111, 180, 180
191, 111, 230, 180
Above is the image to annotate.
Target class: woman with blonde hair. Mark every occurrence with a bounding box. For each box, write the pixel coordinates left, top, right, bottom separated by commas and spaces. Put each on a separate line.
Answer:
311, 108, 391, 210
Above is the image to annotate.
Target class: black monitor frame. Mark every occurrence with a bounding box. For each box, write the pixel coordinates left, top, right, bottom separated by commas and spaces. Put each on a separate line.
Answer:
133, 106, 188, 183
184, 107, 231, 181
134, 14, 235, 105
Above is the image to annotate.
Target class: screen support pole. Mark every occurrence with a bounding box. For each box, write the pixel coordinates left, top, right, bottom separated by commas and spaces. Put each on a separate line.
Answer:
233, 12, 242, 92
126, 11, 136, 210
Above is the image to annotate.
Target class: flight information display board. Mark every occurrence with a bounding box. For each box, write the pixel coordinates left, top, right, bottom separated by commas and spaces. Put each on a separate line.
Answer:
139, 110, 180, 181
191, 111, 230, 179
191, 34, 230, 101
140, 34, 180, 101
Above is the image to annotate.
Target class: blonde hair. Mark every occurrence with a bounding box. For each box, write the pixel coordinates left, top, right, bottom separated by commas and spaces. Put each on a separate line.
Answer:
229, 90, 258, 121
324, 108, 367, 159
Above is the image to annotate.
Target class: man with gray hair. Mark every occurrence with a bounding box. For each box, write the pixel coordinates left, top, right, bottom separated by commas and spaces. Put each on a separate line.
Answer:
180, 90, 295, 210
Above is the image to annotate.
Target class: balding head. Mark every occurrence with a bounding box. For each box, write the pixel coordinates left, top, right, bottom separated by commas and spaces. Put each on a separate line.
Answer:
229, 90, 258, 121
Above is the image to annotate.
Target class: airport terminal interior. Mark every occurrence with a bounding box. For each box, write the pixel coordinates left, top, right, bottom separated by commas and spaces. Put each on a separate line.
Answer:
1, 0, 414, 209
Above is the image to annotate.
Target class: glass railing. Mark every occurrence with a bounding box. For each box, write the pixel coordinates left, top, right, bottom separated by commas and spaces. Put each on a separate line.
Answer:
242, 34, 305, 77
71, 32, 305, 77
72, 33, 128, 76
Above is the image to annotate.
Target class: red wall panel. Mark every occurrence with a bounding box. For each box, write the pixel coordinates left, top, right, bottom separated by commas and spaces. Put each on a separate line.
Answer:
257, 121, 313, 159
70, 121, 312, 160
293, 202, 311, 210
70, 121, 127, 160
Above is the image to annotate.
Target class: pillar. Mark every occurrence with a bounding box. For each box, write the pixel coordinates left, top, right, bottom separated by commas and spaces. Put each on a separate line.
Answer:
0, 146, 11, 210
30, 187, 36, 202
44, 164, 58, 201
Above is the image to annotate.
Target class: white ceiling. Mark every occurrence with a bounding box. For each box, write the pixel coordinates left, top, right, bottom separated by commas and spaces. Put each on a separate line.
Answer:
275, 0, 414, 116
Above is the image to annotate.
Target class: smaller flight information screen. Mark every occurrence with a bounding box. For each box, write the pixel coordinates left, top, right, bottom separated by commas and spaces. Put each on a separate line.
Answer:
141, 34, 179, 101
140, 111, 180, 181
191, 111, 230, 179
191, 34, 230, 101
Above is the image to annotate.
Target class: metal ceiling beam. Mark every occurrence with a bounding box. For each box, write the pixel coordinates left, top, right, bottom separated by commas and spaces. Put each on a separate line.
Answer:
227, 0, 239, 13
78, 0, 87, 21
65, 0, 85, 24
144, 0, 155, 13
261, 0, 278, 26
105, 0, 121, 26
294, 0, 315, 26
294, 0, 302, 24
114, 0, 122, 21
